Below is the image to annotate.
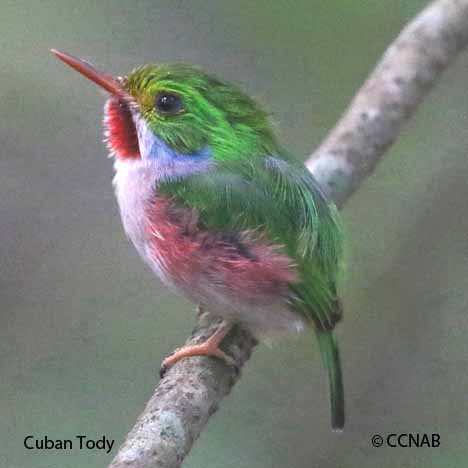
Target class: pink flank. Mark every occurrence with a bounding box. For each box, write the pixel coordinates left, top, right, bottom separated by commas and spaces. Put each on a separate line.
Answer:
145, 196, 299, 305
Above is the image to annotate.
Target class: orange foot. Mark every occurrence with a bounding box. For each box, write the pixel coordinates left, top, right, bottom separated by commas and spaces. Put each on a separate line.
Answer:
159, 321, 236, 378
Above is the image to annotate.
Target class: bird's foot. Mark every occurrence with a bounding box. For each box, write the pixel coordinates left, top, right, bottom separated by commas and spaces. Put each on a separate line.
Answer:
159, 322, 236, 378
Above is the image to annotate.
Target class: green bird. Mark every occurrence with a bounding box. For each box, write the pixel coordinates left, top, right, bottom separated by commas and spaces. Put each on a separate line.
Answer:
52, 50, 345, 429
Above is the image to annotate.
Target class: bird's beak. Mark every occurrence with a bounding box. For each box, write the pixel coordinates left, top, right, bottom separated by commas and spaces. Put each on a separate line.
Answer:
51, 49, 133, 101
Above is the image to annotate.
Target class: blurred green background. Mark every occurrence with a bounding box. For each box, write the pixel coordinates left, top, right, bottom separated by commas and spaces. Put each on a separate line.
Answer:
2, 0, 468, 467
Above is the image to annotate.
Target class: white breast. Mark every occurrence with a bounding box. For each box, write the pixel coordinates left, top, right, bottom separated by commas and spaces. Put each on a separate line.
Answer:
113, 159, 157, 257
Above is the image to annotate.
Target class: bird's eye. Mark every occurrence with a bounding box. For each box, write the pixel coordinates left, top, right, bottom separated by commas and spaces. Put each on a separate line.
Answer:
155, 92, 184, 116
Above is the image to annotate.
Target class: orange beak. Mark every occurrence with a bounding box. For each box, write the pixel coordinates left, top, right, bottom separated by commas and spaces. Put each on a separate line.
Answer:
51, 49, 133, 101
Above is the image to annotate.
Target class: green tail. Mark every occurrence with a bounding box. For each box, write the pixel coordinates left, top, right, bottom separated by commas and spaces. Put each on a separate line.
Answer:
315, 329, 345, 430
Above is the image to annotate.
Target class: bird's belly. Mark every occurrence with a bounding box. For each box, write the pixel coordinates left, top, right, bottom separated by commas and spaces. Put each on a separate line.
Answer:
143, 197, 307, 337
113, 160, 306, 336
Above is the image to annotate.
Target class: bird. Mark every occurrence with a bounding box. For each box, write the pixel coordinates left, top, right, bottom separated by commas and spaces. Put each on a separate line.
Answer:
51, 49, 346, 430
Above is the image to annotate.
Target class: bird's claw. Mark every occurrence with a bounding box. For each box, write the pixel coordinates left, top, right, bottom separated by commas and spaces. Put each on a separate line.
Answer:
159, 363, 169, 379
158, 321, 237, 379
158, 347, 239, 379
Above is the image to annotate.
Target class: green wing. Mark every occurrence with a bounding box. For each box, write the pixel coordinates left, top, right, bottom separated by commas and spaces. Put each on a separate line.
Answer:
160, 154, 345, 429
159, 155, 344, 329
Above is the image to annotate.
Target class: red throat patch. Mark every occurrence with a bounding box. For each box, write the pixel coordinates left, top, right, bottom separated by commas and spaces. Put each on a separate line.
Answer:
104, 98, 140, 159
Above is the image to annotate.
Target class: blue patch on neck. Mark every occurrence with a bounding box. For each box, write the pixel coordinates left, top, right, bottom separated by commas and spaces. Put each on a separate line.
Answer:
146, 135, 211, 162
136, 118, 213, 181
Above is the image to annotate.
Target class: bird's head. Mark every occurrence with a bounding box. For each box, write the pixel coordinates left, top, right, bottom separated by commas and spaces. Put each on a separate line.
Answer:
52, 50, 279, 165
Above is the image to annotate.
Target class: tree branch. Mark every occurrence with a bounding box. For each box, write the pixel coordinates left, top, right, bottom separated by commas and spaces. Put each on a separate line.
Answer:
306, 0, 468, 206
109, 1, 468, 467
